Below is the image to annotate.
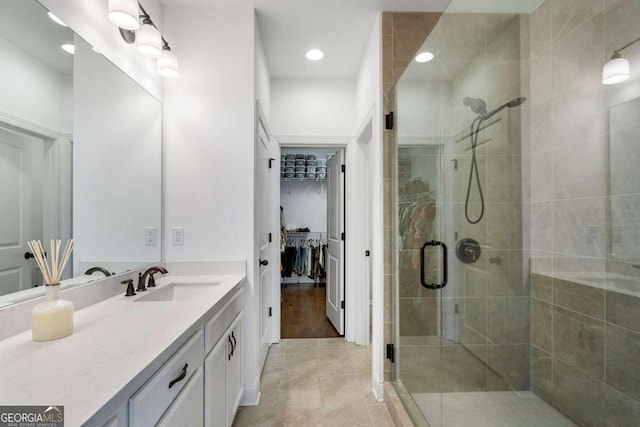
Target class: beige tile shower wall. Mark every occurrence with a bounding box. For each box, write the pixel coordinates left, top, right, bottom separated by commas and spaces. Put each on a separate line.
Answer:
531, 274, 640, 425
528, 0, 640, 424
529, 0, 640, 271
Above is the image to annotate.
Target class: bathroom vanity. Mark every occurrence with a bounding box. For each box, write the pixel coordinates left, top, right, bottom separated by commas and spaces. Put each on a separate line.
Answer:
0, 266, 245, 426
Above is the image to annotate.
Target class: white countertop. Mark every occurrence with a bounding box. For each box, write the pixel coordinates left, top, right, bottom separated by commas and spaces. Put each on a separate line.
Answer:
0, 273, 244, 425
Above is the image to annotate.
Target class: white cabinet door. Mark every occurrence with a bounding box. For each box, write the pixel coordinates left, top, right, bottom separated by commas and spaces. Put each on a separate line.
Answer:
226, 314, 243, 425
204, 332, 228, 427
157, 367, 204, 427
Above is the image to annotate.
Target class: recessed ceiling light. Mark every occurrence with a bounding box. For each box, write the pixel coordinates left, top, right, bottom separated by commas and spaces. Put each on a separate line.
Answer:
305, 49, 324, 61
415, 51, 434, 63
61, 44, 75, 54
47, 12, 67, 27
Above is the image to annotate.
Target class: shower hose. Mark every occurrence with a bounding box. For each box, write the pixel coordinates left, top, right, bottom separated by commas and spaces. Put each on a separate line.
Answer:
465, 116, 485, 224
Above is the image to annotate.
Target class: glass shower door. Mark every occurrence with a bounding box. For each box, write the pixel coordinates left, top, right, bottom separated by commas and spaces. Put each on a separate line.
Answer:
392, 9, 530, 427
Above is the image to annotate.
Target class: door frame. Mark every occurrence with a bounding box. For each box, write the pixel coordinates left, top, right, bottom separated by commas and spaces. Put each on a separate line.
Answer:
272, 135, 372, 345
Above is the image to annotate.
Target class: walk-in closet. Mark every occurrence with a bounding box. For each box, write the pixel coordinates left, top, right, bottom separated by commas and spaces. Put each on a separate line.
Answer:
279, 147, 343, 339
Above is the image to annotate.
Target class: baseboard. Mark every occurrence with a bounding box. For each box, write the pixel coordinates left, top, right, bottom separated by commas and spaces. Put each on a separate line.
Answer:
240, 385, 260, 406
373, 373, 384, 402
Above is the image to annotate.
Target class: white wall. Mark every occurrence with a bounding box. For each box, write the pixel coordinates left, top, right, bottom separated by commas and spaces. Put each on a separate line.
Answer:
254, 16, 271, 123
354, 14, 383, 399
271, 78, 356, 136
162, 4, 260, 404
40, 0, 164, 100
0, 35, 71, 134
280, 183, 328, 232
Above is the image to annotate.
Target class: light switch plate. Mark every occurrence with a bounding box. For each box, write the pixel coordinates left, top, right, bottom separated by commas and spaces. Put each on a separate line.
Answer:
145, 227, 158, 246
172, 227, 184, 246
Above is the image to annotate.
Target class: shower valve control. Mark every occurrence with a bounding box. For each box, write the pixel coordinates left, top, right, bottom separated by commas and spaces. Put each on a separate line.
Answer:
456, 238, 481, 264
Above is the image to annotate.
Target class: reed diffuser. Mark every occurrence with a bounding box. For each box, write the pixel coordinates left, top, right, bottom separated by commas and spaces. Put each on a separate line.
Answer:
28, 239, 75, 342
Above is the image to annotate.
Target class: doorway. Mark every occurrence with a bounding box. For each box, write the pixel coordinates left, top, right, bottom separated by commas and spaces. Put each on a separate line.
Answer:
279, 146, 345, 339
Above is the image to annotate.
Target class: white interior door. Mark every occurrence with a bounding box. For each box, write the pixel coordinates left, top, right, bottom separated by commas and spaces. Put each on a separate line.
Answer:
326, 149, 345, 335
0, 126, 37, 294
256, 104, 273, 368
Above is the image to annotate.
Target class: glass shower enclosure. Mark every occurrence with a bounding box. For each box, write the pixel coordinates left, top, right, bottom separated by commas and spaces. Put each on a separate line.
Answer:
390, 1, 640, 426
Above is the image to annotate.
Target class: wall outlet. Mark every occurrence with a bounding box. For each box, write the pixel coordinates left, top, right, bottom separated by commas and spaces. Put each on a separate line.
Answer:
145, 227, 158, 246
172, 227, 184, 246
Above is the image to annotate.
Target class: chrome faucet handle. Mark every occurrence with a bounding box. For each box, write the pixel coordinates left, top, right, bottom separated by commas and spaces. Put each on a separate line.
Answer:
121, 279, 136, 297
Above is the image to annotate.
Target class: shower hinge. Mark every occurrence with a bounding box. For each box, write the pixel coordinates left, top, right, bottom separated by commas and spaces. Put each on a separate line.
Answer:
455, 303, 459, 314
341, 300, 345, 309
386, 344, 395, 363
454, 231, 458, 240
268, 233, 272, 242
268, 158, 275, 168
385, 112, 394, 130
269, 307, 272, 317
451, 159, 458, 169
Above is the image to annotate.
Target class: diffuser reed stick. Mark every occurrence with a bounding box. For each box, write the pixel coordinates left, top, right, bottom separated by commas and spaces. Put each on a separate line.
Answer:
27, 239, 74, 285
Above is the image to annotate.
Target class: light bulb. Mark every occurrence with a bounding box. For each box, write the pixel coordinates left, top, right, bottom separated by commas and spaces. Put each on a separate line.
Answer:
108, 0, 140, 30
137, 23, 162, 57
157, 49, 179, 78
305, 49, 324, 61
415, 51, 434, 63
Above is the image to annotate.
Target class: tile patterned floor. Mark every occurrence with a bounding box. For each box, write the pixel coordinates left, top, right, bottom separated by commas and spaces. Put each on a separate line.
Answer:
232, 338, 394, 427
412, 391, 577, 427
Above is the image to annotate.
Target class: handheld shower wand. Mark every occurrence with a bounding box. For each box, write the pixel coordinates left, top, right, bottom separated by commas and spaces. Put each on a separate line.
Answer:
463, 96, 527, 224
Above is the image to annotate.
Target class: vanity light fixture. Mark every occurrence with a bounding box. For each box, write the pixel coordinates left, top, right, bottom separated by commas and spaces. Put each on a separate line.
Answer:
157, 43, 179, 78
415, 51, 434, 63
47, 12, 67, 27
108, 0, 140, 30
602, 36, 640, 85
136, 18, 162, 57
305, 49, 324, 61
107, 1, 179, 78
61, 44, 75, 54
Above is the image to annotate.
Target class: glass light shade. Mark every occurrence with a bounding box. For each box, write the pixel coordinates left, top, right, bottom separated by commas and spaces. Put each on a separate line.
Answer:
415, 51, 434, 63
157, 49, 179, 78
602, 57, 630, 85
136, 23, 162, 57
108, 0, 140, 30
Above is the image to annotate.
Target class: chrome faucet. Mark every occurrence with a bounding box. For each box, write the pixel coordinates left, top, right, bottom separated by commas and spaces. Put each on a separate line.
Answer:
137, 266, 169, 292
84, 267, 113, 277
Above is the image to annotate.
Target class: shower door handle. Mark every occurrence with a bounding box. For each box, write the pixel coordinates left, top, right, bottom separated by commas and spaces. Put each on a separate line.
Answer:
420, 240, 448, 289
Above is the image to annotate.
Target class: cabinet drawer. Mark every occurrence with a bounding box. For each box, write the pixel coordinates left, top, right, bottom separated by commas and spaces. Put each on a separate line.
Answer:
205, 290, 243, 353
157, 367, 204, 427
129, 330, 204, 427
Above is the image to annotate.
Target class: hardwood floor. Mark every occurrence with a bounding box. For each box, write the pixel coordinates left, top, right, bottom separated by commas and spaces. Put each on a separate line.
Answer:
280, 284, 341, 339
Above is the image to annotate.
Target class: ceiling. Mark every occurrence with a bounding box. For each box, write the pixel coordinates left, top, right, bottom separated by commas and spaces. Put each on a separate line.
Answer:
0, 0, 73, 74
162, 0, 543, 79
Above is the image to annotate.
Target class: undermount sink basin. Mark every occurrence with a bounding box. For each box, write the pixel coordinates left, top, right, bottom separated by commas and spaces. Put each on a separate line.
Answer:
134, 282, 221, 302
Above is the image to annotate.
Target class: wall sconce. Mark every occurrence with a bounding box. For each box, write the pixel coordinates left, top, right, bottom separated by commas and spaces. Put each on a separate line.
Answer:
602, 36, 640, 85
108, 0, 178, 78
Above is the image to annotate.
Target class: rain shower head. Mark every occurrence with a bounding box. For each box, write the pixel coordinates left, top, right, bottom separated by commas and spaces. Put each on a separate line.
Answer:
463, 97, 487, 116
